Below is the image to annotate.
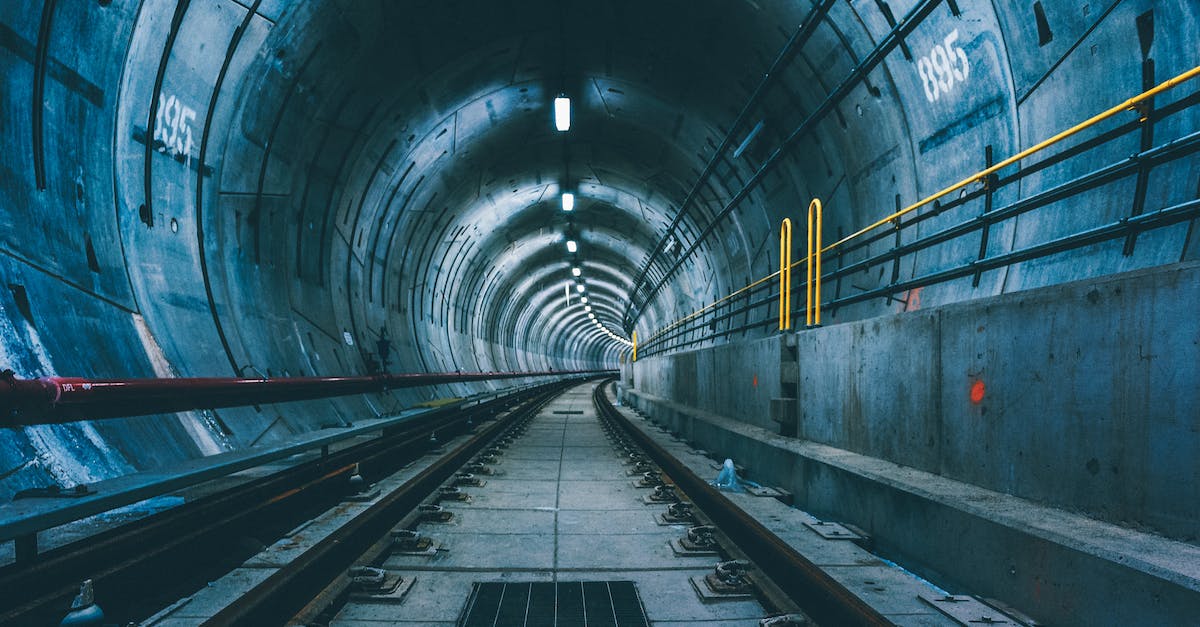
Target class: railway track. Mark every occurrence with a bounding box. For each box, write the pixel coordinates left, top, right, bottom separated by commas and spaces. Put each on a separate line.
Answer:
196, 384, 567, 625
15, 379, 910, 625
0, 379, 577, 625
197, 380, 898, 625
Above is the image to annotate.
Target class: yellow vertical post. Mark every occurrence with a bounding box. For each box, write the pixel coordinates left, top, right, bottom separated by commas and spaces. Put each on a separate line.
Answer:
806, 198, 823, 327
632, 330, 638, 362
778, 218, 793, 330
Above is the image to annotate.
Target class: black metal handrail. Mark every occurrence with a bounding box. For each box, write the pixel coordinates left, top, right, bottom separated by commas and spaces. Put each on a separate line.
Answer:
635, 91, 1200, 358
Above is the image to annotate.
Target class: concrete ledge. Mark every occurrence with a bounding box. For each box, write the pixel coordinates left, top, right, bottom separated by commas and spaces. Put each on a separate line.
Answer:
625, 389, 1200, 627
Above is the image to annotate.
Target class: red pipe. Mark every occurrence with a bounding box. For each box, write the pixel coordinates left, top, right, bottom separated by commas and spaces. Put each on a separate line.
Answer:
0, 370, 612, 426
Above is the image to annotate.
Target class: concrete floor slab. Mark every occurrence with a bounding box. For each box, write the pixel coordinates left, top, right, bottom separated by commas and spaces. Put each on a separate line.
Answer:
515, 435, 567, 447
557, 480, 650, 510
433, 507, 555, 535
333, 384, 770, 624
385, 532, 554, 570
556, 509, 672, 535
455, 480, 560, 509
556, 533, 712, 570
501, 446, 567, 461
559, 450, 619, 463
485, 459, 560, 480
557, 462, 627, 481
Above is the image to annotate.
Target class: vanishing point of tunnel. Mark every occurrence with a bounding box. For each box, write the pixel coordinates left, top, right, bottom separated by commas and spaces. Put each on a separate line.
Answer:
0, 1, 1198, 625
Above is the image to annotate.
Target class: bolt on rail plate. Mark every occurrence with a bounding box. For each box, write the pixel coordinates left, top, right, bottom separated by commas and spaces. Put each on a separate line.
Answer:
803, 520, 862, 540
669, 538, 719, 557
349, 570, 415, 603
918, 591, 1023, 626
689, 575, 754, 602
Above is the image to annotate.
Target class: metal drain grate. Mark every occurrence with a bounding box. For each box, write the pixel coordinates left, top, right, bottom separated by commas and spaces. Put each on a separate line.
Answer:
458, 581, 650, 627
552, 410, 585, 415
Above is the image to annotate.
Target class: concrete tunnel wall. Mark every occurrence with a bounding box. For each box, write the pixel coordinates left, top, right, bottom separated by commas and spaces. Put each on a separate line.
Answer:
0, 0, 1197, 506
626, 262, 1200, 541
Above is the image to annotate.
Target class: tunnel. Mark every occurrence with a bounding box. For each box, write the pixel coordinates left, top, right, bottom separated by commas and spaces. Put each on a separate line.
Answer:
0, 0, 1198, 624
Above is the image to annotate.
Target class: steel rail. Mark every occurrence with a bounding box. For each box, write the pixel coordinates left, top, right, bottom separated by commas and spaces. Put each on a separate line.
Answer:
0, 381, 551, 625
592, 381, 890, 626
0, 369, 613, 426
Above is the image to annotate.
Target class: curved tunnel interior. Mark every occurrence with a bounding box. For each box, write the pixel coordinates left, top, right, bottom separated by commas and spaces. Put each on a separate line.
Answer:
0, 1, 1198, 610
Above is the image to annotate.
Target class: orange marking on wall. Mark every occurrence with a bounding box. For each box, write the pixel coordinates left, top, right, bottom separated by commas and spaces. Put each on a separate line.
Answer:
905, 286, 923, 311
970, 379, 986, 404
752, 374, 758, 388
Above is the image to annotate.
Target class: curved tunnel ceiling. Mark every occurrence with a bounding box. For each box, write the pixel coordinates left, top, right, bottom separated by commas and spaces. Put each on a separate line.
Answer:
0, 0, 1196, 486
209, 0, 780, 373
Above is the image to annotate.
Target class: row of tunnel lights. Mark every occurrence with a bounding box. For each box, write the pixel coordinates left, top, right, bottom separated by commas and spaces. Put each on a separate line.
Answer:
554, 96, 633, 350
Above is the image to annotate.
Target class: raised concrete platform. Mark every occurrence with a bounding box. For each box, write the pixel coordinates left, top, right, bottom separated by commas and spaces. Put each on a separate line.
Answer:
623, 387, 1200, 627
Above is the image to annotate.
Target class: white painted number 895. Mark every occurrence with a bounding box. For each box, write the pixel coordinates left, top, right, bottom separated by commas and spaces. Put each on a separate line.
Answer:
918, 29, 970, 103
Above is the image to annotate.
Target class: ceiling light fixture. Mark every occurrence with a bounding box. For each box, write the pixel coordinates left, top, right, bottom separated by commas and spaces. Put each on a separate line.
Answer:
571, 267, 581, 277
576, 284, 585, 293
561, 192, 575, 211
554, 96, 571, 131
566, 239, 577, 253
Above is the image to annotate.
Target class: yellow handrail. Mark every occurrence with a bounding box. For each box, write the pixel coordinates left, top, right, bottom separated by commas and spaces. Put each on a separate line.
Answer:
779, 218, 793, 330
638, 64, 1200, 352
823, 64, 1200, 254
806, 198, 823, 327
632, 330, 638, 362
